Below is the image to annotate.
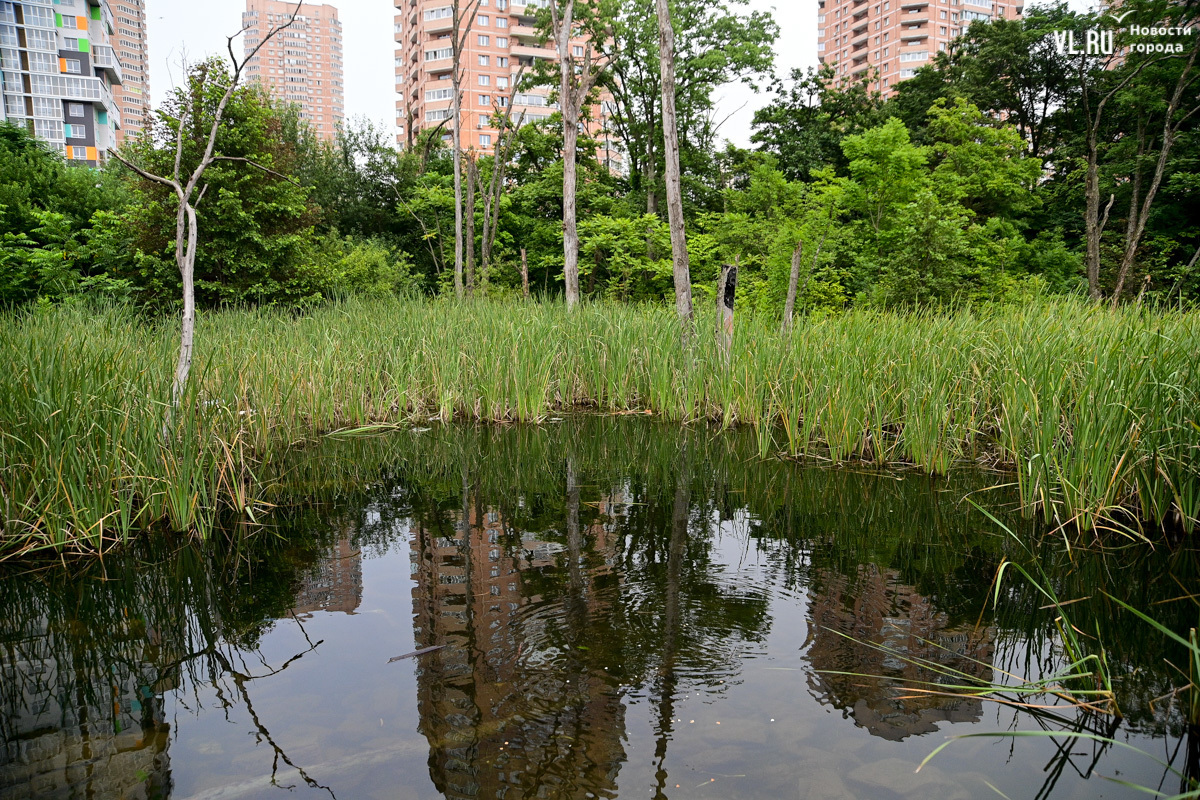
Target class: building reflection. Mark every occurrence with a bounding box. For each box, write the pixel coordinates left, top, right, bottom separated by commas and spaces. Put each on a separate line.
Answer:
291, 535, 363, 617
804, 564, 996, 741
0, 616, 173, 799
409, 486, 628, 799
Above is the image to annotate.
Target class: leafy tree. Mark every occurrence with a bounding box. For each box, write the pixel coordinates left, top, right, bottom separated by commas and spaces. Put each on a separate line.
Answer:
751, 65, 885, 180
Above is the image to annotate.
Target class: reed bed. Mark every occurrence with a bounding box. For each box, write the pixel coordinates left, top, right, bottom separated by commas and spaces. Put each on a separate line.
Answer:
1, 297, 1197, 555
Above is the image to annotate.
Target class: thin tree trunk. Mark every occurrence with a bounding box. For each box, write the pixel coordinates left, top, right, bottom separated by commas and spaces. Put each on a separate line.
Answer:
655, 0, 692, 340
563, 113, 580, 308
465, 150, 477, 297
521, 247, 530, 300
171, 200, 199, 408
452, 85, 464, 299
781, 240, 802, 335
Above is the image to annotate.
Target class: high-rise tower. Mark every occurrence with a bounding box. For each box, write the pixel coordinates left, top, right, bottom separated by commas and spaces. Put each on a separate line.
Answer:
110, 0, 146, 144
242, 0, 344, 141
393, 0, 623, 171
817, 0, 1022, 98
0, 0, 125, 165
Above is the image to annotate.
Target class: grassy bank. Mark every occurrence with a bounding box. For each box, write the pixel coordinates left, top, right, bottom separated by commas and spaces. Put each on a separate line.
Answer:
1, 297, 1197, 556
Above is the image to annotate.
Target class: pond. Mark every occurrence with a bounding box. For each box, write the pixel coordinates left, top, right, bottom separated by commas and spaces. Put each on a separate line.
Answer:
1, 417, 1197, 800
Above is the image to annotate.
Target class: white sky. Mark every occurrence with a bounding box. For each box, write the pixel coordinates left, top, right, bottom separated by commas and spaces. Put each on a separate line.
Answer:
146, 0, 814, 149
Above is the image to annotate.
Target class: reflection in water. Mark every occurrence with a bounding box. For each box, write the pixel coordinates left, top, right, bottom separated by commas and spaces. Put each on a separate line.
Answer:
805, 565, 995, 741
410, 466, 627, 799
1, 417, 1197, 799
0, 614, 172, 799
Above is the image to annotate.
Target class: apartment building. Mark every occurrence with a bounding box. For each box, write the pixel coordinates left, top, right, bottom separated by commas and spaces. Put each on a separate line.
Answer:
394, 0, 624, 171
818, 0, 1022, 97
110, 0, 146, 144
0, 0, 124, 165
242, 0, 344, 141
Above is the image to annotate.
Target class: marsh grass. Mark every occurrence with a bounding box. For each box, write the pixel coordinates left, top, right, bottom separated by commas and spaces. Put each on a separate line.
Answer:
1, 296, 1197, 556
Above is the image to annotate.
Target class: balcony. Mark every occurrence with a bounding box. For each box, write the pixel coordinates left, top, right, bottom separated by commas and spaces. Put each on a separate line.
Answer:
902, 16, 929, 24
91, 44, 124, 84
510, 24, 539, 40
901, 0, 930, 7
900, 29, 929, 41
425, 17, 452, 33
511, 43, 553, 60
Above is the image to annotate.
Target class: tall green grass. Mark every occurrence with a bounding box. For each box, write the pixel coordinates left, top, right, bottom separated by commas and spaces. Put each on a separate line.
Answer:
1, 296, 1197, 556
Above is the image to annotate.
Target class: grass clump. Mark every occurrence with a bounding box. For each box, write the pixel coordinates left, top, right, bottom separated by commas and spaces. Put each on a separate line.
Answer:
1, 296, 1198, 556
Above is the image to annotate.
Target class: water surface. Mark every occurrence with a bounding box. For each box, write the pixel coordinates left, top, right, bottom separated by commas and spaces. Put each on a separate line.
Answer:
2, 418, 1196, 799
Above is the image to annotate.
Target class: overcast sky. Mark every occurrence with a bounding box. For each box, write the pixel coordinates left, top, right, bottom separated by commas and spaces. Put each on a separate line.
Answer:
145, 0, 815, 149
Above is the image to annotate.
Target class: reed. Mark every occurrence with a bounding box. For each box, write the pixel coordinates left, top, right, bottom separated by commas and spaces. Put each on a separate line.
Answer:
1, 296, 1197, 556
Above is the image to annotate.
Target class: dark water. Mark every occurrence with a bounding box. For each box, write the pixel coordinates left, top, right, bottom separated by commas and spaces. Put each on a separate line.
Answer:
2, 418, 1197, 800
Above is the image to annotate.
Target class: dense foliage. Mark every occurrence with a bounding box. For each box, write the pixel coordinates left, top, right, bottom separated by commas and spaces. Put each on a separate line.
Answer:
0, 0, 1196, 310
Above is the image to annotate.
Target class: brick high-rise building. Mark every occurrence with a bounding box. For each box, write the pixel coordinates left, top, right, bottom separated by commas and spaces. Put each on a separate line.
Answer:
393, 0, 624, 171
242, 0, 344, 141
0, 0, 125, 165
109, 0, 146, 144
817, 0, 1022, 98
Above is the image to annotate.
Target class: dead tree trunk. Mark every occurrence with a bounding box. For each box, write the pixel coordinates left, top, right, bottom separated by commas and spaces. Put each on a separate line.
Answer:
716, 261, 737, 358
550, 0, 605, 310
521, 247, 530, 300
451, 0, 483, 300
113, 4, 301, 412
480, 66, 527, 277
655, 0, 692, 340
781, 241, 802, 335
465, 150, 477, 297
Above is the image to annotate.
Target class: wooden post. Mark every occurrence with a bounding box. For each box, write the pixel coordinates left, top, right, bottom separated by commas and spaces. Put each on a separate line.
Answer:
781, 240, 802, 335
521, 248, 530, 300
716, 259, 737, 358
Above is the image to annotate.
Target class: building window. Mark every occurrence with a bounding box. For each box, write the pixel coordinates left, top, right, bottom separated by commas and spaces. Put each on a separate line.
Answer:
496, 37, 508, 47
65, 123, 85, 138
496, 17, 507, 28
64, 38, 81, 51
478, 14, 489, 25
479, 93, 490, 105
478, 34, 489, 46
71, 146, 87, 160
572, 45, 583, 57
497, 56, 509, 67
68, 103, 85, 118
497, 76, 508, 89
479, 54, 489, 65
480, 133, 492, 146
63, 59, 81, 74
478, 74, 490, 85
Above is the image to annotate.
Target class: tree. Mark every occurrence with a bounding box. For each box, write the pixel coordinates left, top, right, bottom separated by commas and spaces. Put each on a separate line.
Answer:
752, 65, 883, 180
548, 0, 609, 310
656, 0, 693, 337
449, 0, 484, 299
601, 0, 778, 212
112, 3, 301, 405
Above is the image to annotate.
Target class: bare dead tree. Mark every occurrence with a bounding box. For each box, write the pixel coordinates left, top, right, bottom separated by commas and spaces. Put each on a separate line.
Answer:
480, 65, 528, 277
521, 247, 530, 299
655, 0, 692, 339
111, 1, 303, 411
450, 0, 485, 299
549, 0, 610, 310
781, 241, 802, 336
